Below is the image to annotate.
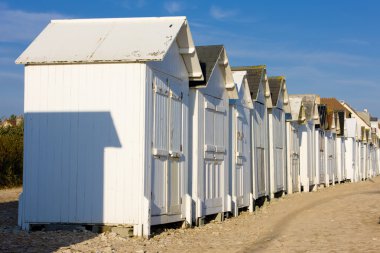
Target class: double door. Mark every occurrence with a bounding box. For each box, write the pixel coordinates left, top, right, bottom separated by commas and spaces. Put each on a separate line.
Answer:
319, 131, 326, 184
290, 127, 300, 192
273, 109, 284, 191
234, 105, 250, 208
203, 95, 225, 214
327, 135, 335, 183
151, 73, 184, 217
253, 102, 267, 197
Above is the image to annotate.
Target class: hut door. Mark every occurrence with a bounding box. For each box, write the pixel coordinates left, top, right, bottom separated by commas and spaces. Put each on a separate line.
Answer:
319, 131, 326, 184
327, 136, 334, 183
235, 106, 245, 206
254, 102, 266, 196
203, 96, 225, 214
274, 110, 284, 190
291, 127, 300, 192
151, 75, 183, 216
360, 144, 364, 179
167, 85, 183, 215
341, 140, 346, 180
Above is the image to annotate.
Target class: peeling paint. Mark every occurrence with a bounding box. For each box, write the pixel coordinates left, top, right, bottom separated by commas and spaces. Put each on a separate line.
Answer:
148, 50, 165, 57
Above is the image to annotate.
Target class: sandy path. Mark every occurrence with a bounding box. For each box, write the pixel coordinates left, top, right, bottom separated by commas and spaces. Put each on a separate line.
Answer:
0, 178, 379, 252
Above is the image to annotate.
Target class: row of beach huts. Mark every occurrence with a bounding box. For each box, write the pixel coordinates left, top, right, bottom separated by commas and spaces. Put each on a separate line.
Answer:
15, 17, 380, 237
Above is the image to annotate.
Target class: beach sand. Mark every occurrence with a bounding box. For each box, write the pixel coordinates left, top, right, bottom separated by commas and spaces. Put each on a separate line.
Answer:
1, 177, 379, 252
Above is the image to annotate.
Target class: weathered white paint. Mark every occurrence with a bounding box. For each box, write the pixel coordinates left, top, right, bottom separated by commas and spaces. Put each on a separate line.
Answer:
268, 84, 288, 197
292, 95, 319, 192
335, 137, 346, 182
270, 107, 286, 194
299, 122, 314, 192
22, 63, 148, 233
251, 80, 269, 199
189, 48, 236, 224
345, 118, 358, 182
326, 131, 336, 185
286, 122, 301, 194
252, 101, 269, 198
16, 17, 203, 81
17, 16, 202, 237
229, 71, 253, 215
316, 129, 327, 186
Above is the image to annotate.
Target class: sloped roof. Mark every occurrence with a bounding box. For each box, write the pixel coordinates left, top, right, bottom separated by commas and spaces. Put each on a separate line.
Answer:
320, 97, 350, 115
189, 45, 237, 98
268, 76, 284, 106
341, 101, 371, 127
189, 45, 223, 87
16, 17, 203, 80
231, 65, 265, 100
357, 111, 371, 126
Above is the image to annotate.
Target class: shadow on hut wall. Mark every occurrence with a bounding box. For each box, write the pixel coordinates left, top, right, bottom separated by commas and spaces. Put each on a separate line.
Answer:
20, 112, 121, 242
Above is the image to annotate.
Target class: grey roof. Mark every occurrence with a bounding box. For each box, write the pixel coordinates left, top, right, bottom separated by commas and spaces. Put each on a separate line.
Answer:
189, 45, 224, 87
231, 65, 265, 100
268, 76, 284, 106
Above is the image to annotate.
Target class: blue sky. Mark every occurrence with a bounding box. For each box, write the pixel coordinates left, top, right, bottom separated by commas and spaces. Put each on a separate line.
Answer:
1, 0, 379, 117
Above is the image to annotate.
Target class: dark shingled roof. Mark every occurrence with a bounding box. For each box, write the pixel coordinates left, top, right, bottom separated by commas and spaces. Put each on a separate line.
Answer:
189, 45, 224, 87
231, 65, 265, 100
268, 76, 284, 106
320, 97, 349, 115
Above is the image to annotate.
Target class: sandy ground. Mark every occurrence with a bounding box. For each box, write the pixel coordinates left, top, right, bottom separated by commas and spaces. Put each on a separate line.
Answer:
1, 177, 380, 253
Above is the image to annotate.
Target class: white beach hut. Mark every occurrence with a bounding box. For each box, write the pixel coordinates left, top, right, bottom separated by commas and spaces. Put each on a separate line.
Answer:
341, 102, 372, 182
267, 76, 290, 198
370, 118, 380, 176
231, 66, 272, 201
344, 118, 359, 182
315, 103, 329, 187
229, 71, 253, 215
286, 96, 307, 194
320, 98, 348, 183
357, 110, 372, 179
189, 45, 237, 225
325, 112, 337, 186
291, 95, 320, 192
16, 17, 204, 237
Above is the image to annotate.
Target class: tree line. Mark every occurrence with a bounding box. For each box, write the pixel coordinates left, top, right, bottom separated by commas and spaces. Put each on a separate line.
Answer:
0, 115, 23, 188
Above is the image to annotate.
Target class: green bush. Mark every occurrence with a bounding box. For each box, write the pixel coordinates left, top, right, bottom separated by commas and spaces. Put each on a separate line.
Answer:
0, 116, 24, 188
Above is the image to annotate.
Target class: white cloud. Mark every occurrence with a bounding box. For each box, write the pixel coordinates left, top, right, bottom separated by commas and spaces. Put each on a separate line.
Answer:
210, 5, 237, 20
0, 5, 68, 42
189, 21, 211, 29
164, 1, 183, 14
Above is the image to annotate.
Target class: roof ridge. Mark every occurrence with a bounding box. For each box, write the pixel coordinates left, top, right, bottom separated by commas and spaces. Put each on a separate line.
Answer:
268, 76, 285, 80
232, 65, 266, 70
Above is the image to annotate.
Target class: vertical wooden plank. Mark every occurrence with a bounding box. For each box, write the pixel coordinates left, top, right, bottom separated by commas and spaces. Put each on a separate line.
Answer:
67, 65, 79, 222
